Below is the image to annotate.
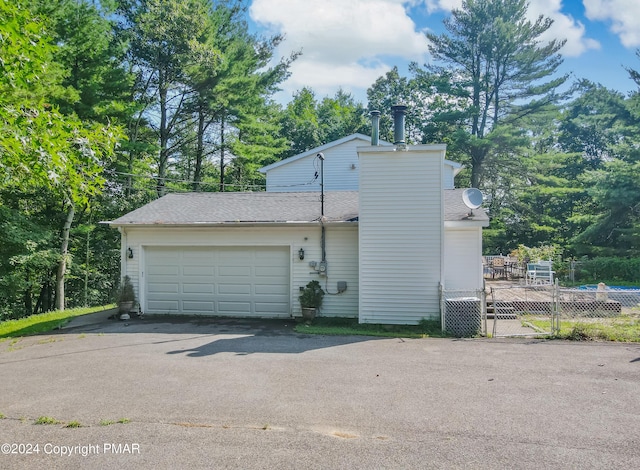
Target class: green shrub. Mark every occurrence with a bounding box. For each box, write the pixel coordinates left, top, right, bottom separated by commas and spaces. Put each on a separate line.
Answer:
572, 257, 640, 283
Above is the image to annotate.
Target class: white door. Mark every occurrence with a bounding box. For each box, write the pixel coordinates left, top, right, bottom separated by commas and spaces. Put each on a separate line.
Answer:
144, 246, 290, 317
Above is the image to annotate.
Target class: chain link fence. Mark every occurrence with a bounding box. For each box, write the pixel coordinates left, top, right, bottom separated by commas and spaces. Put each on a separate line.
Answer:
557, 286, 640, 337
489, 284, 557, 337
441, 283, 640, 338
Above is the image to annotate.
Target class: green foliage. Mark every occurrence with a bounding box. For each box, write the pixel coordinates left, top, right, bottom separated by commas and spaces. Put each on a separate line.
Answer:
35, 416, 61, 425
424, 0, 567, 187
573, 160, 640, 256
572, 257, 640, 283
558, 319, 640, 343
0, 304, 115, 336
366, 66, 428, 145
509, 244, 560, 264
117, 275, 136, 303
278, 87, 369, 159
298, 280, 325, 309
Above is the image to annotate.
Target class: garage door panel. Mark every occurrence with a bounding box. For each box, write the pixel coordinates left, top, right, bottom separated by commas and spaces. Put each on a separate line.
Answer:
255, 284, 288, 295
148, 283, 179, 294
218, 301, 252, 313
182, 301, 214, 313
182, 283, 213, 294
218, 249, 248, 260
256, 302, 290, 313
182, 249, 215, 259
218, 265, 251, 276
145, 246, 289, 317
218, 283, 251, 294
183, 266, 215, 276
255, 266, 288, 277
147, 265, 180, 276
149, 251, 180, 262
147, 300, 179, 312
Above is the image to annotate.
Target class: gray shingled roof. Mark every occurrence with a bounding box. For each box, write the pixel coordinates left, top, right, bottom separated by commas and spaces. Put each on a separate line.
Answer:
444, 189, 490, 224
107, 190, 488, 226
108, 191, 359, 225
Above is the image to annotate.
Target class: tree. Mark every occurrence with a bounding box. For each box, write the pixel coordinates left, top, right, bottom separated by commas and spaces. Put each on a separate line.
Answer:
573, 160, 640, 256
278, 88, 369, 160
423, 0, 567, 187
279, 88, 322, 158
0, 0, 120, 313
366, 67, 421, 144
184, 1, 295, 191
116, 0, 218, 196
317, 89, 368, 143
558, 81, 629, 166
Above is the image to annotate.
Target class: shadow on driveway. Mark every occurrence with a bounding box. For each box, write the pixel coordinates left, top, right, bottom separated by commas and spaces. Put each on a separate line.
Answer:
59, 314, 381, 358
165, 327, 376, 357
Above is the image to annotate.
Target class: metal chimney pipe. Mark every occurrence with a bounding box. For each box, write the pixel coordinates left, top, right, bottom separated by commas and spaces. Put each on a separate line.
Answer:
370, 110, 380, 146
391, 104, 407, 146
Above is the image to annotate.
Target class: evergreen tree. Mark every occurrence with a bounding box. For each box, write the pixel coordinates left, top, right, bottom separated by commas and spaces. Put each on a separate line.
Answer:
423, 0, 567, 187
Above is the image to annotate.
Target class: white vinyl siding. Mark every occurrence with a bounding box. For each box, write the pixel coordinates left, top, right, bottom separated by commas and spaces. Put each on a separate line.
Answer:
442, 165, 455, 190
317, 227, 359, 317
265, 138, 365, 192
264, 136, 457, 192
358, 145, 445, 324
121, 225, 358, 318
443, 228, 483, 291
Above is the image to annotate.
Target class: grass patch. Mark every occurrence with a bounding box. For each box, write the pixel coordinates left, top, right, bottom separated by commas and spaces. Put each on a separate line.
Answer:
0, 304, 115, 339
0, 413, 5, 419
65, 421, 82, 428
294, 317, 448, 338
528, 316, 640, 342
100, 417, 130, 426
35, 416, 61, 425
557, 317, 640, 342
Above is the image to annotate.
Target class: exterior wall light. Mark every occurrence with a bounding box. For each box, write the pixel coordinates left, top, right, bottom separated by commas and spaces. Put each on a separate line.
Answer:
298, 248, 305, 260
127, 247, 134, 259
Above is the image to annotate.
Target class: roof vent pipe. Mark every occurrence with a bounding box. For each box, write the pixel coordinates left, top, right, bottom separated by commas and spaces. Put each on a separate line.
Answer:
370, 110, 380, 146
391, 104, 407, 146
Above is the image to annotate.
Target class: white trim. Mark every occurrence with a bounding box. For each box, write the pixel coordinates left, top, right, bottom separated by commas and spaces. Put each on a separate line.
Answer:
445, 220, 489, 228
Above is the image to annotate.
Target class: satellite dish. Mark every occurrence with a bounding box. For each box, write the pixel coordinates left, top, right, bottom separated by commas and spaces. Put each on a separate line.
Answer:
462, 188, 483, 212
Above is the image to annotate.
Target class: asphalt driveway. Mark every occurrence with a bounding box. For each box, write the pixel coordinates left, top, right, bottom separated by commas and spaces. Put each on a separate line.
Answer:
1, 315, 639, 469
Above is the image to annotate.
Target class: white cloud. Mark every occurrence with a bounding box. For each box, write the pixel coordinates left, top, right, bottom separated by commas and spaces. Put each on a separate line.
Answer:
529, 0, 600, 57
584, 0, 640, 47
250, 0, 603, 103
422, 0, 599, 57
250, 0, 429, 99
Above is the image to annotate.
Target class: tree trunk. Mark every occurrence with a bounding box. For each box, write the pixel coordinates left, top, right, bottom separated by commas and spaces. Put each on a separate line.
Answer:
84, 214, 91, 307
55, 204, 75, 311
158, 69, 168, 198
24, 274, 32, 317
193, 103, 206, 191
219, 112, 226, 192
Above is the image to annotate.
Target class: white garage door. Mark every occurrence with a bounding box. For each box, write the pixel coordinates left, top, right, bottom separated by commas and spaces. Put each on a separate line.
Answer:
144, 246, 290, 317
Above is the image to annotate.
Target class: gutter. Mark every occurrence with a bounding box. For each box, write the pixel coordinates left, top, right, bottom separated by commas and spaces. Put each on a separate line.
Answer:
101, 221, 359, 228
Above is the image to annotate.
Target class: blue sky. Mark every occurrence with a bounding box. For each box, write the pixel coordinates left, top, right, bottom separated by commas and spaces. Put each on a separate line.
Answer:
248, 0, 640, 105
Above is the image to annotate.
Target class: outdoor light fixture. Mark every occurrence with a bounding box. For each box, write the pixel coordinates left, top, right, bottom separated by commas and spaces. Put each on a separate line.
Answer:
127, 247, 134, 259
298, 248, 305, 260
